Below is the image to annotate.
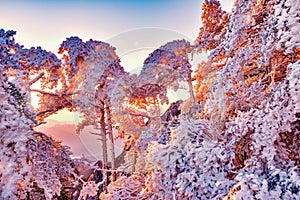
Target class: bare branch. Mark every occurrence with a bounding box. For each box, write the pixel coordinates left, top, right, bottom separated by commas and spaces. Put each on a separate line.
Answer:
29, 72, 44, 85
36, 108, 61, 117
31, 89, 77, 96
34, 121, 47, 127
90, 131, 103, 136
128, 111, 150, 119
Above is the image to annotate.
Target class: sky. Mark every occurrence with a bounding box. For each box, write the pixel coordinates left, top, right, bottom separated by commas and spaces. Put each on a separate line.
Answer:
1, 0, 202, 52
0, 0, 234, 55
0, 0, 234, 160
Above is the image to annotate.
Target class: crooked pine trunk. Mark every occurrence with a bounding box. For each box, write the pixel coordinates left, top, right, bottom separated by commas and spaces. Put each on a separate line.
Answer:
99, 108, 108, 189
188, 72, 196, 107
104, 99, 116, 182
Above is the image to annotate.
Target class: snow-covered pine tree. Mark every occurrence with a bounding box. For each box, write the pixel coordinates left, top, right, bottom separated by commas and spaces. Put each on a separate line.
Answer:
103, 0, 300, 199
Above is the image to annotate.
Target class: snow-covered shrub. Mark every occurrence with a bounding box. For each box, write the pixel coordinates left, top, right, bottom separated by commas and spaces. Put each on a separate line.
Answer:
0, 72, 97, 199
100, 173, 146, 200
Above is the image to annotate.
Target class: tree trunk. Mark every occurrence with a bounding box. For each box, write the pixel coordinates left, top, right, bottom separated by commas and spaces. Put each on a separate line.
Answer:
132, 149, 137, 173
105, 99, 116, 182
188, 73, 196, 106
99, 108, 108, 189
